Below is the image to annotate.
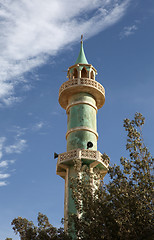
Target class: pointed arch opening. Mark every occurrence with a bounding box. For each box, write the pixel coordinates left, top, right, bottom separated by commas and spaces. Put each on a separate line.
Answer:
81, 67, 87, 78
73, 68, 78, 79
91, 71, 94, 80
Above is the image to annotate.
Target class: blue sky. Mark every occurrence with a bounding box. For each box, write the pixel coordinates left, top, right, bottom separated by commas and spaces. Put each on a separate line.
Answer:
0, 0, 154, 239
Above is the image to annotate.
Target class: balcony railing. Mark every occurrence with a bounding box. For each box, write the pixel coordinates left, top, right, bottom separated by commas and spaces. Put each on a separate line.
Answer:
57, 149, 109, 169
59, 78, 105, 97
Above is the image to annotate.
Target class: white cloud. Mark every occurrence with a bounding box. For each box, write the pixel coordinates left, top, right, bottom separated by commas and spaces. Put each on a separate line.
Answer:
0, 160, 8, 168
0, 132, 26, 186
8, 126, 28, 138
0, 160, 15, 168
0, 173, 10, 179
5, 139, 27, 154
0, 0, 130, 106
120, 24, 138, 39
33, 122, 44, 131
0, 159, 16, 186
0, 137, 6, 160
0, 181, 8, 186
2, 96, 22, 106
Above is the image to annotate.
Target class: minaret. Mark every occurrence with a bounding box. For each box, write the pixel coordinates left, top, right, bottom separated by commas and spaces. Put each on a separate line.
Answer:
56, 37, 109, 230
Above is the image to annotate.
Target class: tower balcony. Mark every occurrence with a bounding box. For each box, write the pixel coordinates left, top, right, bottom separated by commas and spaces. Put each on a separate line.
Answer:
56, 149, 109, 179
59, 78, 105, 110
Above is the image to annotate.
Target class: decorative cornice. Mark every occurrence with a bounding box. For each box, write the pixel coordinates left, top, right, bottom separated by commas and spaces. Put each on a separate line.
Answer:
66, 126, 98, 139
59, 78, 105, 110
68, 63, 97, 73
56, 149, 109, 173
66, 100, 97, 114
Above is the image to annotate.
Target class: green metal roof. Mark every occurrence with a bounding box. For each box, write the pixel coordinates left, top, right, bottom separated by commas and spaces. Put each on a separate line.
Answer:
75, 40, 88, 64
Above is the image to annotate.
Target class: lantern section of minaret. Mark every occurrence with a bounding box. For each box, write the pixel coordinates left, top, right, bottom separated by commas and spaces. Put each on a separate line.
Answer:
56, 38, 109, 230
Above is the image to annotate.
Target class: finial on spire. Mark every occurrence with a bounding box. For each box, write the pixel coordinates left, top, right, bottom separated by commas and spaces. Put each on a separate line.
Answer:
75, 35, 88, 64
81, 34, 83, 43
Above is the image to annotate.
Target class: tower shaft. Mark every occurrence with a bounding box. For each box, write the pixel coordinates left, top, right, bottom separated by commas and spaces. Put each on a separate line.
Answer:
67, 92, 97, 151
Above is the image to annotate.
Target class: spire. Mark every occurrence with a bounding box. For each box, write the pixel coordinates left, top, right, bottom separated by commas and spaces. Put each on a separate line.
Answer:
75, 35, 88, 64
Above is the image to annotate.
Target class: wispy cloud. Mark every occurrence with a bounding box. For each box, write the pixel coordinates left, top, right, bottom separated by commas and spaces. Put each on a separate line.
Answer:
0, 181, 7, 187
5, 139, 27, 154
0, 0, 130, 106
8, 125, 27, 138
0, 133, 26, 186
0, 160, 8, 168
0, 137, 6, 160
120, 23, 138, 39
0, 173, 10, 179
33, 121, 44, 131
0, 160, 15, 168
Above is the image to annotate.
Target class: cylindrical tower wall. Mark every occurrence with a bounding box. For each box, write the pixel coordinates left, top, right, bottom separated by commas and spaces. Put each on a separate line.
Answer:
66, 92, 97, 151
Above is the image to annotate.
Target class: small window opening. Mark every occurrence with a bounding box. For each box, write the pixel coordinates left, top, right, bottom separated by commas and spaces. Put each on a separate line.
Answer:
91, 71, 94, 80
81, 67, 87, 78
73, 68, 78, 79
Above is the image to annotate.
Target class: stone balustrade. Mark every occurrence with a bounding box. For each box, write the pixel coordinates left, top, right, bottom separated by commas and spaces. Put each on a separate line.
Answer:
57, 149, 109, 169
59, 78, 105, 109
59, 78, 105, 96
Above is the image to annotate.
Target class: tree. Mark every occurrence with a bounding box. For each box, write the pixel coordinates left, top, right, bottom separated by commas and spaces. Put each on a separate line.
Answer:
10, 212, 70, 240
8, 113, 153, 240
69, 113, 153, 240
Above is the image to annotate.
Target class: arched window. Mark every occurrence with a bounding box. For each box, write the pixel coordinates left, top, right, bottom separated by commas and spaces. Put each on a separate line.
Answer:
81, 67, 87, 78
91, 71, 94, 80
73, 68, 78, 79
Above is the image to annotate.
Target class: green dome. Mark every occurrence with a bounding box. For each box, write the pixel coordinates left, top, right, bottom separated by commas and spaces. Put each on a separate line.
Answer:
75, 40, 88, 64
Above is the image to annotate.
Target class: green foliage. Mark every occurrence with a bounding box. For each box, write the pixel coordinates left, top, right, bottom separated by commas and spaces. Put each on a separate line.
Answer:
8, 113, 153, 240
69, 113, 154, 240
11, 212, 70, 240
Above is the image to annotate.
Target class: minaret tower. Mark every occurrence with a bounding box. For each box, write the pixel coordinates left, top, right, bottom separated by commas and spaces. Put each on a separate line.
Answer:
56, 37, 109, 230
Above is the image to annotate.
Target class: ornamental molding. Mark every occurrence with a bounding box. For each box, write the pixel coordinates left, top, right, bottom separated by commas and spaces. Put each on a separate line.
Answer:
56, 149, 109, 172
66, 100, 97, 114
66, 126, 98, 139
68, 63, 97, 73
59, 78, 105, 110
